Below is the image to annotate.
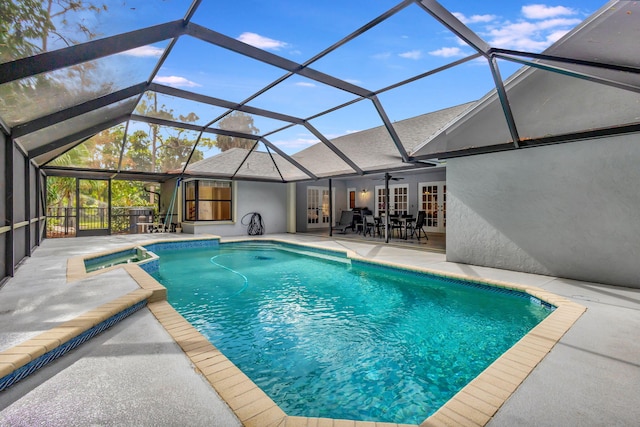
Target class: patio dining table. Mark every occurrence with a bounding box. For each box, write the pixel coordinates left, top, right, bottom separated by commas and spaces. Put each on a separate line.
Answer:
394, 216, 415, 240
379, 215, 415, 240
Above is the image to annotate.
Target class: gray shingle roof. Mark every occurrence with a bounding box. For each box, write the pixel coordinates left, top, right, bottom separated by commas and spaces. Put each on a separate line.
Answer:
186, 147, 308, 181
184, 103, 474, 180
292, 103, 474, 173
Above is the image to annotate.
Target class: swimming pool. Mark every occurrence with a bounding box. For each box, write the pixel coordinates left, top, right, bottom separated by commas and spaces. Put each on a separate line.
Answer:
150, 241, 553, 424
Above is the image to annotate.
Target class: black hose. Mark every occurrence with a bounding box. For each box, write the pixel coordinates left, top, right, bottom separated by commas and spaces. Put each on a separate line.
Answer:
241, 212, 265, 235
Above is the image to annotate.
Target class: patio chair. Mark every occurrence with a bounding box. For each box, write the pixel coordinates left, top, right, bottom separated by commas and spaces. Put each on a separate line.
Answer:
333, 210, 354, 234
363, 215, 377, 237
408, 211, 428, 240
389, 215, 403, 238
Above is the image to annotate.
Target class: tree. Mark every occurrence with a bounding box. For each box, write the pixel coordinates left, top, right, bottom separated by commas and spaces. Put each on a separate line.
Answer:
0, 0, 110, 124
40, 0, 108, 52
48, 125, 124, 169
215, 111, 260, 151
0, 0, 107, 62
134, 92, 216, 172
111, 180, 157, 208
122, 129, 153, 171
0, 0, 53, 62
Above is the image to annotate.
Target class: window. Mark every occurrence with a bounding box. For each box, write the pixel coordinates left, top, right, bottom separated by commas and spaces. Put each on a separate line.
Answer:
347, 188, 356, 209
184, 180, 232, 221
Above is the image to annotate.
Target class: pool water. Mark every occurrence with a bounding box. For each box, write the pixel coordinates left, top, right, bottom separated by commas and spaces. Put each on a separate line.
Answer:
151, 242, 551, 424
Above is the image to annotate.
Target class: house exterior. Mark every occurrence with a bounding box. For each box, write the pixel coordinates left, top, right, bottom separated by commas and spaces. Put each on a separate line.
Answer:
170, 104, 468, 236
2, 1, 639, 289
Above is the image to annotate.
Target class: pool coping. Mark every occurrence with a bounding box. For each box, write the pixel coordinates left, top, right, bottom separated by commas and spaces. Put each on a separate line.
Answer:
2, 236, 586, 426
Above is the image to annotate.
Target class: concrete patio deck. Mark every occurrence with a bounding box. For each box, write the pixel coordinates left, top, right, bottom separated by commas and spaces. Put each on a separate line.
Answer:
0, 233, 638, 426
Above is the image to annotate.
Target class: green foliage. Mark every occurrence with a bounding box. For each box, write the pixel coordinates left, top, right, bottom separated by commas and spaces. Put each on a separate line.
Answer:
48, 94, 218, 173
0, 0, 53, 62
46, 176, 75, 208
47, 177, 157, 211
131, 92, 217, 172
0, 1, 110, 125
111, 180, 157, 207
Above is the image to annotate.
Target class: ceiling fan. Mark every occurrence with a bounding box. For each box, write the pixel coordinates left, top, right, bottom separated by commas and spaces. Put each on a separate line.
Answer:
374, 172, 404, 182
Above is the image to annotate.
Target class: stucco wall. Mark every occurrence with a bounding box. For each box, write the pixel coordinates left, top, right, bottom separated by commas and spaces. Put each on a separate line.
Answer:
447, 134, 640, 288
182, 180, 287, 236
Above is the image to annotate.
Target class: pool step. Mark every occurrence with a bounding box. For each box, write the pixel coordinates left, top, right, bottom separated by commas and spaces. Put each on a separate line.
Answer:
220, 242, 351, 264
278, 246, 351, 264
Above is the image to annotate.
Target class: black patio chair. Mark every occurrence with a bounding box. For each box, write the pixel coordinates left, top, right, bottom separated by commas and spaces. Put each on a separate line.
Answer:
407, 210, 428, 240
389, 214, 403, 238
363, 215, 377, 237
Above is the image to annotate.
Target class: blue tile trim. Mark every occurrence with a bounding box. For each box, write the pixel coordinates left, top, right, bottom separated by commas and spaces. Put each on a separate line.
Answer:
143, 238, 219, 253
139, 258, 160, 274
351, 259, 556, 311
0, 300, 147, 392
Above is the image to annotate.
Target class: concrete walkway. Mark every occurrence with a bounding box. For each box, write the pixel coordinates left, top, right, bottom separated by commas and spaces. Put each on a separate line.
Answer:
0, 233, 638, 426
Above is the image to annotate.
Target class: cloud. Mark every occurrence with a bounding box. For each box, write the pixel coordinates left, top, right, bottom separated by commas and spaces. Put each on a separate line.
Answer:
546, 29, 571, 44
295, 82, 316, 88
153, 75, 201, 88
272, 137, 319, 152
428, 47, 464, 58
453, 12, 497, 24
399, 50, 423, 60
486, 17, 581, 50
522, 4, 576, 19
447, 4, 583, 52
237, 32, 288, 50
372, 52, 392, 60
123, 45, 163, 57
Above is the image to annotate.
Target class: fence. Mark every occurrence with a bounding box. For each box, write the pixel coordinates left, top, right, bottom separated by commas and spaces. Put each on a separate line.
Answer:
46, 207, 156, 238
46, 207, 77, 238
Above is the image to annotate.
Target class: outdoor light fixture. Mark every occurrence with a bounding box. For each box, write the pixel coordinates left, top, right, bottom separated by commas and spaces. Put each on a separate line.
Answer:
361, 189, 367, 195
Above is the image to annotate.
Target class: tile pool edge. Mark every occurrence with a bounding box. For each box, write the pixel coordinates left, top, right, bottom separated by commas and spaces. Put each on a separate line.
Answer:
66, 236, 222, 283
0, 289, 151, 391
64, 236, 587, 426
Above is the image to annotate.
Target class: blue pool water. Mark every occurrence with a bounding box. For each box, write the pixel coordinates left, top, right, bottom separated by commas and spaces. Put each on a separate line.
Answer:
151, 241, 551, 424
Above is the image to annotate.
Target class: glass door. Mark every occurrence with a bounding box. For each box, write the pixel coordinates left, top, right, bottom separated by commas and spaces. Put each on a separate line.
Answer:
374, 184, 409, 216
307, 186, 334, 228
77, 179, 110, 236
418, 181, 446, 233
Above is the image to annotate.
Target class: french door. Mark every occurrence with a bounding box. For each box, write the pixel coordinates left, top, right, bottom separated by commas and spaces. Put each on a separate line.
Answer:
374, 184, 409, 216
418, 181, 446, 233
307, 186, 335, 228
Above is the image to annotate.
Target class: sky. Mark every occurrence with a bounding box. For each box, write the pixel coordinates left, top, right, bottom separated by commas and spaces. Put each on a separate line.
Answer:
46, 0, 608, 158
